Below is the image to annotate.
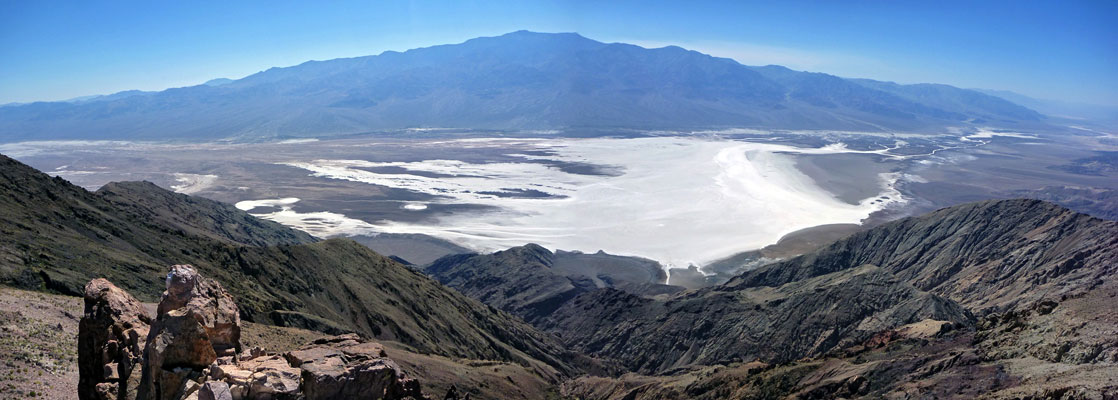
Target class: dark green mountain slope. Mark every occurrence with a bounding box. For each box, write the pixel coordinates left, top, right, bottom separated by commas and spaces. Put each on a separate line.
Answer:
552, 198, 1118, 398
543, 264, 973, 373
551, 199, 1115, 374
216, 238, 580, 376
426, 244, 680, 325
728, 199, 1118, 312
97, 180, 316, 247
432, 198, 1116, 379
0, 154, 224, 296
428, 245, 599, 325
0, 154, 579, 375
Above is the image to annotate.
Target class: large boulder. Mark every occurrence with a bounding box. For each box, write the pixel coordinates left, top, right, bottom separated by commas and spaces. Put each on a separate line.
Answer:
158, 264, 241, 355
139, 265, 243, 400
79, 278, 152, 400
283, 334, 423, 400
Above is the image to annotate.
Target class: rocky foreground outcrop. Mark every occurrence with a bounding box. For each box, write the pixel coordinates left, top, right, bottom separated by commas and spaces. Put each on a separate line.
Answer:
79, 278, 152, 400
80, 265, 429, 400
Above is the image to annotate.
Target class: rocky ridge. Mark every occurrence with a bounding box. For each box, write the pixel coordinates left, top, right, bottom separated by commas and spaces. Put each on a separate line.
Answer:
426, 244, 680, 326
429, 199, 1118, 398
0, 154, 579, 376
542, 264, 974, 373
80, 264, 428, 400
534, 199, 1118, 374
96, 181, 317, 248
728, 199, 1118, 313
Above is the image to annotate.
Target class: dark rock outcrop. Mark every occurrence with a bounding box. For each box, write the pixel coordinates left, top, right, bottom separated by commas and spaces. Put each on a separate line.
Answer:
427, 244, 595, 324
82, 265, 431, 400
157, 265, 241, 357
140, 264, 243, 400
283, 334, 423, 400
79, 278, 153, 400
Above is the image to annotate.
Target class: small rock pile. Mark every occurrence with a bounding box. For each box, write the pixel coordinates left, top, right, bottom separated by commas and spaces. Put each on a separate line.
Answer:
79, 265, 428, 400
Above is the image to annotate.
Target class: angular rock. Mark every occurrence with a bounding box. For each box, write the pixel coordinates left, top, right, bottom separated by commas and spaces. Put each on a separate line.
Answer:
139, 265, 243, 400
159, 368, 203, 400
148, 311, 219, 369
95, 382, 119, 400
285, 334, 423, 400
159, 265, 241, 356
79, 278, 152, 400
198, 381, 232, 400
245, 355, 301, 398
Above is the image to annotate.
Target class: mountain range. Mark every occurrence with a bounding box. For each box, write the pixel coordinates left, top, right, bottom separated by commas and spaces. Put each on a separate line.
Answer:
428, 199, 1118, 398
1, 152, 1115, 398
0, 154, 584, 379
974, 88, 1118, 124
0, 31, 1050, 142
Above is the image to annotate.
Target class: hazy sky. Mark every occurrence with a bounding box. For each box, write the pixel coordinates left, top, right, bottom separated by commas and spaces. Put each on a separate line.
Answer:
1, 1, 1115, 105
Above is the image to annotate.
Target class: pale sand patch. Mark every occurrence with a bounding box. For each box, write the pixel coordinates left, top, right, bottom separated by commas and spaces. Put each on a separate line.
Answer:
170, 173, 218, 194
235, 197, 381, 238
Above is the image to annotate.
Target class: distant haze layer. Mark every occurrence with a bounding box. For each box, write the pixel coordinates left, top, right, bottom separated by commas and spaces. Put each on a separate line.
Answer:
238, 137, 903, 269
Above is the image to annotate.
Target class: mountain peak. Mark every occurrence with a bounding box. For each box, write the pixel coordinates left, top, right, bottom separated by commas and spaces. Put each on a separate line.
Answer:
457, 30, 602, 52
501, 29, 586, 39
202, 77, 233, 86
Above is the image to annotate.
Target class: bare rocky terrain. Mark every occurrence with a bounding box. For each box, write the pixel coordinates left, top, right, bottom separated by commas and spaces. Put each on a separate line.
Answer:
0, 286, 82, 399
433, 199, 1118, 398
0, 285, 561, 400
1, 153, 1116, 399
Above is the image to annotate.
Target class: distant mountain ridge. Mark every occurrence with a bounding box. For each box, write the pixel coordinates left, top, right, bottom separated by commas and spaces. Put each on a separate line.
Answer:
0, 31, 1047, 142
973, 88, 1118, 123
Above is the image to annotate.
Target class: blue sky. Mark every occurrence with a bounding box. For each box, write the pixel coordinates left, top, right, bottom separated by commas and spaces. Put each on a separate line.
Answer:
1, 1, 1115, 105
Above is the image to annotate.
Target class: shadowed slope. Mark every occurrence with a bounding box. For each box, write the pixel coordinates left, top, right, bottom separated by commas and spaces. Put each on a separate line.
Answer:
426, 244, 680, 326
426, 198, 1116, 378
728, 199, 1118, 312
0, 154, 581, 375
97, 180, 317, 247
